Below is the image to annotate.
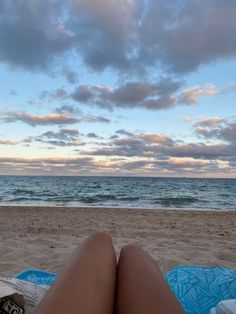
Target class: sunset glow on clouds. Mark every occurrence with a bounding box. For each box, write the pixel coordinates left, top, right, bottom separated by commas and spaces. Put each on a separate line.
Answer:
0, 0, 236, 177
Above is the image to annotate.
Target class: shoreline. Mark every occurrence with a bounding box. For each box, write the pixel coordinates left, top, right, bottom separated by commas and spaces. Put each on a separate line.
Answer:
1, 204, 236, 212
0, 206, 235, 277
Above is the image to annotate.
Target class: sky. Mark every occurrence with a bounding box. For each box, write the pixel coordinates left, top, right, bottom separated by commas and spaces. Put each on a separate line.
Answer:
0, 0, 236, 177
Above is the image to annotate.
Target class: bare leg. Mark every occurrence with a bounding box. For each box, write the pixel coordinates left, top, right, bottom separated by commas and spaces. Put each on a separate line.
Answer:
115, 244, 184, 314
34, 232, 116, 314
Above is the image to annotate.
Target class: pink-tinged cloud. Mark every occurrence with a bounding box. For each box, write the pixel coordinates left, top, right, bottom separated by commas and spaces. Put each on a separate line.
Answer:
178, 84, 224, 105
195, 117, 229, 128
0, 110, 111, 126
180, 116, 192, 123
139, 133, 172, 144
0, 111, 80, 126
0, 139, 18, 145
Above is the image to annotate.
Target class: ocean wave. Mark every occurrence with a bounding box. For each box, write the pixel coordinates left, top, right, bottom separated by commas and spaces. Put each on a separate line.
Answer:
95, 194, 117, 200
12, 189, 35, 195
154, 196, 198, 207
79, 196, 98, 203
79, 194, 140, 203
8, 197, 43, 202
116, 196, 140, 201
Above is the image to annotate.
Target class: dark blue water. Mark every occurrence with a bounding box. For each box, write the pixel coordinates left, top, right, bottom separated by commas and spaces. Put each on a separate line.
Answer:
0, 176, 235, 210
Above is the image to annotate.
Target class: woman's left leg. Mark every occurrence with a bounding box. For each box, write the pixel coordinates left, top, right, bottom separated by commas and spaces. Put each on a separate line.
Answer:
33, 232, 116, 314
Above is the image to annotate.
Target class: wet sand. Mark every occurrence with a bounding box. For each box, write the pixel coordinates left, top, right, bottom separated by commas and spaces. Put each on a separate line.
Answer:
0, 206, 235, 277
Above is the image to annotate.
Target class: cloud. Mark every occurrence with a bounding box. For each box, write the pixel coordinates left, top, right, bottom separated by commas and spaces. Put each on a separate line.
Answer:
180, 116, 192, 123
71, 78, 182, 110
0, 0, 72, 71
178, 84, 235, 105
41, 128, 79, 140
0, 139, 18, 145
56, 104, 111, 123
51, 88, 68, 99
120, 158, 212, 173
0, 125, 235, 176
0, 109, 111, 126
82, 115, 110, 124
0, 156, 98, 175
78, 129, 234, 162
1, 1, 236, 75
138, 133, 173, 144
195, 117, 229, 128
0, 154, 231, 177
0, 111, 80, 126
138, 0, 236, 74
72, 85, 95, 103
61, 67, 78, 84
9, 89, 18, 96
70, 80, 235, 110
195, 117, 236, 143
87, 132, 100, 138
116, 129, 134, 136
36, 128, 84, 147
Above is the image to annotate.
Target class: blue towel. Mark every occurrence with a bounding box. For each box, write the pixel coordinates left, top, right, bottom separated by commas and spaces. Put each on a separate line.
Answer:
165, 266, 236, 314
15, 266, 236, 314
15, 269, 58, 286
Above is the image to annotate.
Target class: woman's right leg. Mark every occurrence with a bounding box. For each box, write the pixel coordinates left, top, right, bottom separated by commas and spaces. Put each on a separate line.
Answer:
34, 232, 116, 314
115, 244, 185, 314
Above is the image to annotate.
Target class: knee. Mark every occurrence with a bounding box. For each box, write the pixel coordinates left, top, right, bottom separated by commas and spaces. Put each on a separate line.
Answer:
90, 231, 113, 246
85, 232, 115, 255
120, 244, 143, 260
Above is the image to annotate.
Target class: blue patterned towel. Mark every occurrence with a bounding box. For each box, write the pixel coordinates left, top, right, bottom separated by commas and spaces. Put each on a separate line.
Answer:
165, 266, 236, 314
15, 266, 236, 314
15, 269, 58, 286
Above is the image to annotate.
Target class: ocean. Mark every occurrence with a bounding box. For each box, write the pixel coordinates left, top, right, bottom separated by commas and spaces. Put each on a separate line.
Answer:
0, 176, 235, 210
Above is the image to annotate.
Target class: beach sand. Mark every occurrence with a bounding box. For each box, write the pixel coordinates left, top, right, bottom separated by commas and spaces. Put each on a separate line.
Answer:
0, 206, 235, 277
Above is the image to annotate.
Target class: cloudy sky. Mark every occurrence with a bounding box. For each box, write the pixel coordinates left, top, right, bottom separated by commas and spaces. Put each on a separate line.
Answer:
0, 0, 236, 177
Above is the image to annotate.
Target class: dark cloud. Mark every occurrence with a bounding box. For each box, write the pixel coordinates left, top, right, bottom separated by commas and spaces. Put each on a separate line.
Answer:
69, 0, 141, 72
116, 129, 134, 136
72, 85, 95, 103
139, 0, 236, 73
51, 88, 68, 99
61, 67, 78, 84
41, 128, 79, 140
70, 80, 235, 111
39, 88, 68, 101
9, 89, 18, 96
87, 132, 100, 138
71, 78, 182, 110
195, 118, 236, 143
55, 105, 79, 114
0, 0, 72, 71
36, 128, 83, 147
1, 1, 236, 75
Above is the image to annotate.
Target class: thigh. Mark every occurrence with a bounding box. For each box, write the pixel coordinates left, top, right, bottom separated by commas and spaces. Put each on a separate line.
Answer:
34, 232, 116, 314
115, 244, 184, 314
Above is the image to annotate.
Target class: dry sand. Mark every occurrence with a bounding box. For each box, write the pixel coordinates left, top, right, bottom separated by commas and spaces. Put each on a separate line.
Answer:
0, 206, 235, 277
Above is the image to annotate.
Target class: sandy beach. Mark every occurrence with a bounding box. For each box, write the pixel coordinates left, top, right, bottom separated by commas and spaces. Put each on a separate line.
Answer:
0, 206, 235, 277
